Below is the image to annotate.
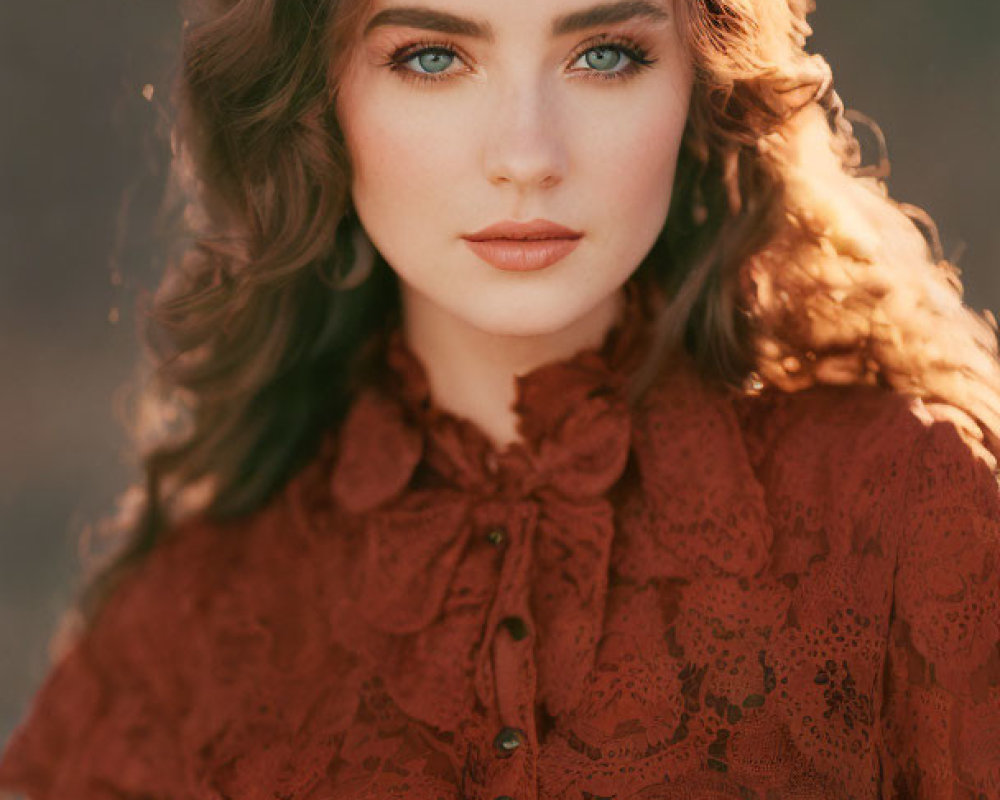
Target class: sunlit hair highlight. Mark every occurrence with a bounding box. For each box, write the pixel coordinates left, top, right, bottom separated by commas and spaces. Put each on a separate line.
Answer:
69, 0, 1000, 633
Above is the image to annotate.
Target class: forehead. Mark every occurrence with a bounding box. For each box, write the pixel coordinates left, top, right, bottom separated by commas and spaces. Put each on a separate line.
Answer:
361, 0, 674, 41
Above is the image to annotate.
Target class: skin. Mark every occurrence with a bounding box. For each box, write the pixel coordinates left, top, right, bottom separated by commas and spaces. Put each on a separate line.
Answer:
336, 0, 693, 450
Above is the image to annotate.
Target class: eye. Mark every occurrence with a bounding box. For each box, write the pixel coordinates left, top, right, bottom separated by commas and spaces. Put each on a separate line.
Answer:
567, 37, 657, 81
573, 45, 630, 73
385, 40, 469, 84
579, 46, 626, 71
403, 47, 458, 76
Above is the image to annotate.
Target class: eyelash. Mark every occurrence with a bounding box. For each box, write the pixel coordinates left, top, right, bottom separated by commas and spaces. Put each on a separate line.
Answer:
382, 33, 657, 85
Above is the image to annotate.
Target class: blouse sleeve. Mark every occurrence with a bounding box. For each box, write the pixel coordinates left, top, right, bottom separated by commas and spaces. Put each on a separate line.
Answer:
0, 534, 199, 800
879, 414, 1000, 798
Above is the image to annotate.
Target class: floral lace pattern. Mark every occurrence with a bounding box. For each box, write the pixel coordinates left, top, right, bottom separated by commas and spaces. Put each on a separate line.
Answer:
2, 281, 999, 799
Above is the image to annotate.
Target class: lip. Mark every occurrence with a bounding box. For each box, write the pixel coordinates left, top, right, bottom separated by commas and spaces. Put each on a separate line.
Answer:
463, 238, 582, 272
462, 218, 583, 272
463, 219, 584, 242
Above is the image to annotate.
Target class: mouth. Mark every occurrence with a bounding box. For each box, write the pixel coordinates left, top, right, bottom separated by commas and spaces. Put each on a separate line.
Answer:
462, 218, 583, 271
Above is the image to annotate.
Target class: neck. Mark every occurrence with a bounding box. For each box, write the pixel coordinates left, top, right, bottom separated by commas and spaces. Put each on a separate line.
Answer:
399, 284, 627, 452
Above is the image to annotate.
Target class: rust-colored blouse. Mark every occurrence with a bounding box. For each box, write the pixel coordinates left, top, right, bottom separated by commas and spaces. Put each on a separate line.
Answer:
2, 285, 999, 799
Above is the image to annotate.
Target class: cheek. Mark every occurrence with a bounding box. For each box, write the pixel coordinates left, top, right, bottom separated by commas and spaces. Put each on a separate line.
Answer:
338, 87, 466, 211
335, 80, 473, 279
579, 82, 691, 226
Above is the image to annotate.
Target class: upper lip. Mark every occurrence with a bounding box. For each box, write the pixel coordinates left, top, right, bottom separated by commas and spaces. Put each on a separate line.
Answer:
463, 219, 583, 241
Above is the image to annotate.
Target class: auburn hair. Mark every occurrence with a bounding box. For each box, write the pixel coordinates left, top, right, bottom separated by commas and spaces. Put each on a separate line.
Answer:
71, 0, 1000, 630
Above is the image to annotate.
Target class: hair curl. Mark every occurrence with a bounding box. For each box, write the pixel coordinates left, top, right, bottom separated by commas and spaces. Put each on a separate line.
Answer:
70, 0, 1000, 632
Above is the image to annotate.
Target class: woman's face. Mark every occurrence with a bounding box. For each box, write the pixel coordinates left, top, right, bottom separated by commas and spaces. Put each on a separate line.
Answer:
336, 0, 693, 337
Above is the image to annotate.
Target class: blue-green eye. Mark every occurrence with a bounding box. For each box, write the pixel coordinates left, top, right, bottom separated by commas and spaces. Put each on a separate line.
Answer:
581, 46, 627, 72
386, 42, 466, 82
410, 48, 455, 75
570, 41, 656, 78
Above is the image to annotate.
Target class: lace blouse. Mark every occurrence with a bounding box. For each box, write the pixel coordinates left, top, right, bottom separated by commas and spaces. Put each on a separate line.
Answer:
1, 284, 999, 799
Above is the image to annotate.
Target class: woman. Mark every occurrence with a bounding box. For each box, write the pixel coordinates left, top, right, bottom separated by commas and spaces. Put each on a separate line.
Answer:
1, 0, 999, 797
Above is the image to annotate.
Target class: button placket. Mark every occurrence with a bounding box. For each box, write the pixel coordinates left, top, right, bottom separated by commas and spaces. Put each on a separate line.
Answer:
493, 614, 535, 727
470, 500, 540, 800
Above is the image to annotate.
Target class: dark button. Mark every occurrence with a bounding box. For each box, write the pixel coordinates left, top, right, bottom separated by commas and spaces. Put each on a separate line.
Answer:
485, 526, 507, 547
493, 796, 515, 800
500, 616, 529, 641
493, 726, 526, 758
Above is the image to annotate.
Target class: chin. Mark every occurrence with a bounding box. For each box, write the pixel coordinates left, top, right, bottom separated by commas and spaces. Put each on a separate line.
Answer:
449, 290, 609, 340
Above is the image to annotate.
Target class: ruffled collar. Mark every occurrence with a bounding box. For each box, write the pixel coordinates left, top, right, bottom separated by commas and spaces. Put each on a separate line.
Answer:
296, 277, 778, 729
330, 277, 659, 512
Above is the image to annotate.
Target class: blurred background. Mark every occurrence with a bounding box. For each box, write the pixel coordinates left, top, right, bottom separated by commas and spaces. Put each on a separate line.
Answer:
1, 0, 998, 743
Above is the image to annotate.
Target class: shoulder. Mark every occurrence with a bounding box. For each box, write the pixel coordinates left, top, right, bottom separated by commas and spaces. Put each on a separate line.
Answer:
119, 477, 354, 647
36, 497, 301, 695
733, 380, 915, 458
0, 481, 361, 799
728, 389, 1000, 800
93, 498, 291, 631
881, 398, 1000, 737
647, 353, 933, 472
731, 381, 1000, 533
31, 471, 349, 701
731, 379, 989, 480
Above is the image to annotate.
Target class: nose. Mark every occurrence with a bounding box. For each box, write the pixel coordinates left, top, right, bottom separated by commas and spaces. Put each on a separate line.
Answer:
482, 80, 567, 193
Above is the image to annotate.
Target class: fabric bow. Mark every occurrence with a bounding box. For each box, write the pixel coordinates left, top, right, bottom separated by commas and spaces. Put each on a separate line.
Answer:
323, 279, 776, 730
327, 331, 638, 727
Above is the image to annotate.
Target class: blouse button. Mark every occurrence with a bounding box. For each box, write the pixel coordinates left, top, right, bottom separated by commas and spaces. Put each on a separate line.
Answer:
500, 616, 529, 641
485, 526, 507, 547
493, 796, 515, 800
493, 726, 526, 758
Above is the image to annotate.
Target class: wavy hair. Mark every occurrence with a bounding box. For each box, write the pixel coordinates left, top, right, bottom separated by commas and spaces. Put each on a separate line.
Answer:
70, 0, 1000, 630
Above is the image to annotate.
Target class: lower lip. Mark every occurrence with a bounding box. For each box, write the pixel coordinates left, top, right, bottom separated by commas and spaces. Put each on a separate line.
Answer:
463, 237, 582, 271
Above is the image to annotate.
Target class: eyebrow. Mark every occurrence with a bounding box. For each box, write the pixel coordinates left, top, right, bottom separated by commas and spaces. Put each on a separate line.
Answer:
362, 0, 671, 41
